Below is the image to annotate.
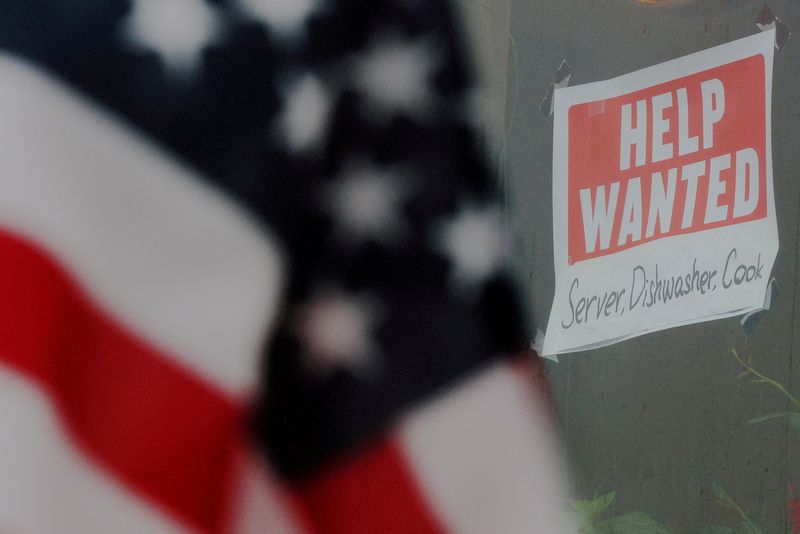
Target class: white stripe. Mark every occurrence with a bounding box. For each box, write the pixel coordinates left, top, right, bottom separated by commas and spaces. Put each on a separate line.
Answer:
0, 54, 284, 395
0, 366, 187, 534
400, 361, 576, 534
226, 451, 308, 534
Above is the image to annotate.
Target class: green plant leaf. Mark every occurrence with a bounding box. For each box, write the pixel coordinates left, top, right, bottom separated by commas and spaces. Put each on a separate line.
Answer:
592, 491, 616, 514
709, 484, 763, 534
595, 512, 673, 534
572, 502, 596, 534
572, 491, 616, 533
747, 412, 800, 424
572, 491, 616, 518
571, 499, 595, 519
712, 482, 738, 511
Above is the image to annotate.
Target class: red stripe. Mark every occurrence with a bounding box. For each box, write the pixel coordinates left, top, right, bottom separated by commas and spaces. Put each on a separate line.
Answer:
0, 228, 245, 532
300, 436, 446, 534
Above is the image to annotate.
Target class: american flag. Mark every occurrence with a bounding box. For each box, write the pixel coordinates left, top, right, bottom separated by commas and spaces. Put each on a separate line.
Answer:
0, 0, 574, 532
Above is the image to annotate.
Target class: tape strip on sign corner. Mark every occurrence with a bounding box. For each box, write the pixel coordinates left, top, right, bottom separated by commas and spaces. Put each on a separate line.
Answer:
542, 30, 778, 357
539, 60, 572, 117
531, 329, 558, 362
741, 277, 779, 336
757, 5, 792, 50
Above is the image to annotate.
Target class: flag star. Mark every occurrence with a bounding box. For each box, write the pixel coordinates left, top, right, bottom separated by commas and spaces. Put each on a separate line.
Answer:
295, 290, 382, 377
122, 0, 222, 77
324, 161, 412, 246
236, 0, 319, 41
273, 73, 332, 154
434, 202, 507, 291
351, 34, 439, 119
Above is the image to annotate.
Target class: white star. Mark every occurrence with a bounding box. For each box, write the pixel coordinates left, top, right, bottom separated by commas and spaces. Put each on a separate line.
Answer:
434, 202, 507, 292
324, 161, 412, 246
236, 0, 319, 41
295, 290, 382, 377
351, 34, 439, 119
122, 0, 222, 76
273, 73, 332, 154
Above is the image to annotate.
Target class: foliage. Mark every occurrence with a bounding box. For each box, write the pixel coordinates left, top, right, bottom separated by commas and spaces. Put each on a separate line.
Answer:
572, 492, 674, 534
570, 349, 799, 532
732, 347, 800, 533
733, 349, 800, 423
572, 485, 767, 534
704, 482, 763, 534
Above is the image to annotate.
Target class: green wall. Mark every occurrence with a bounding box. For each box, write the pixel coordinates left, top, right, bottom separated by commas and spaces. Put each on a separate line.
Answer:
476, 0, 800, 531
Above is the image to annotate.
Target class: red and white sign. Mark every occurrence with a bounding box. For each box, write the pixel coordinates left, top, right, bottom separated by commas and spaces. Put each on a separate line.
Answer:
543, 30, 777, 356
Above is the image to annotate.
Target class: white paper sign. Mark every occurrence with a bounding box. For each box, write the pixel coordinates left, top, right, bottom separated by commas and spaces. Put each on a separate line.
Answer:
543, 31, 777, 357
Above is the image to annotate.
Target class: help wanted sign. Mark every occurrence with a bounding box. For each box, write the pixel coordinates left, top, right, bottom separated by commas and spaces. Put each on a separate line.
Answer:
543, 30, 777, 357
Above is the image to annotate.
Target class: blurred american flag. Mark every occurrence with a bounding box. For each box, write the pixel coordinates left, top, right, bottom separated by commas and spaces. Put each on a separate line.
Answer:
0, 0, 573, 532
